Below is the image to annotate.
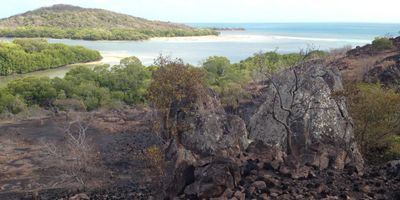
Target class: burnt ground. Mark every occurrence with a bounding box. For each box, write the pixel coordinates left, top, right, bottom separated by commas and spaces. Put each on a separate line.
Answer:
0, 108, 163, 200
0, 110, 399, 200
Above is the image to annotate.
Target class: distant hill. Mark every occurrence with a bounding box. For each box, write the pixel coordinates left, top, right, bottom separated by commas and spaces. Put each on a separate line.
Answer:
0, 4, 218, 40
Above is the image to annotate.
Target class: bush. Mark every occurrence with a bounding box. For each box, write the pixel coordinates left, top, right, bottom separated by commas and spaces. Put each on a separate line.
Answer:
0, 89, 26, 114
7, 77, 57, 106
347, 83, 400, 163
372, 37, 394, 50
202, 56, 250, 110
147, 57, 206, 138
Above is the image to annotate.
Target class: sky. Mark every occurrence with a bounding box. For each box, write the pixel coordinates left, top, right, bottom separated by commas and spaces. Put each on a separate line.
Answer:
1, 0, 400, 23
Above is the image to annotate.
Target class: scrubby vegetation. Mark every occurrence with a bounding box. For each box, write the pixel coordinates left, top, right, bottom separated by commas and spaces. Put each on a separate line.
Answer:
0, 39, 101, 75
147, 57, 206, 138
372, 37, 394, 50
0, 56, 151, 114
0, 4, 218, 40
347, 83, 400, 163
0, 50, 317, 115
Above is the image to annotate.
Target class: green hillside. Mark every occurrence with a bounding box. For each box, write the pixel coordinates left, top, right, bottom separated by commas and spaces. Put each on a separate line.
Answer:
0, 4, 218, 40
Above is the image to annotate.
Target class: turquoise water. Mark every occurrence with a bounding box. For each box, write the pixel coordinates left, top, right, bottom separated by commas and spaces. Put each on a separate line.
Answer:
2, 23, 400, 66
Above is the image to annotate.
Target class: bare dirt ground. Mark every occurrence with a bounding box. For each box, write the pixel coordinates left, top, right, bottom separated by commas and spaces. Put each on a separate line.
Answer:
0, 107, 162, 199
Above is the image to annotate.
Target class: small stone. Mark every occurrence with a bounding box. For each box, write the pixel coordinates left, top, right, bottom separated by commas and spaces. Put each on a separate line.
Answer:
223, 188, 234, 198
260, 193, 270, 200
295, 194, 304, 199
252, 181, 267, 191
247, 186, 256, 195
279, 166, 291, 176
234, 191, 245, 200
361, 185, 371, 193
69, 193, 89, 200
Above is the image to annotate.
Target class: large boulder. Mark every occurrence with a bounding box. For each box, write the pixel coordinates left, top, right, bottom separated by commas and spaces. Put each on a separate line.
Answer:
164, 89, 249, 197
247, 61, 364, 171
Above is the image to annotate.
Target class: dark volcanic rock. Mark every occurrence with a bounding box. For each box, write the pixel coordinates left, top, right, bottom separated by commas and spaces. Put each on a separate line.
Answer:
364, 54, 400, 91
163, 90, 249, 197
247, 61, 364, 171
183, 157, 241, 198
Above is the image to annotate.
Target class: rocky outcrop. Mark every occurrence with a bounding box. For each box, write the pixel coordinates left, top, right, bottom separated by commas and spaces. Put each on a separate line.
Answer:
247, 61, 364, 171
364, 54, 400, 91
164, 61, 366, 198
346, 36, 399, 58
163, 89, 249, 197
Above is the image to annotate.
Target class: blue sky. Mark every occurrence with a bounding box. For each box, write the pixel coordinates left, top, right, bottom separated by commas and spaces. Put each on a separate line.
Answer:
1, 0, 400, 23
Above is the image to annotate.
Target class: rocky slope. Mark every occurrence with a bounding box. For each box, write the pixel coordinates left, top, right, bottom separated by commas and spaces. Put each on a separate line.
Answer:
333, 36, 400, 91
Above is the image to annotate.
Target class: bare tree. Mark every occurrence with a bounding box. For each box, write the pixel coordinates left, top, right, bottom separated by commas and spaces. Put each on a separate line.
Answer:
42, 114, 101, 187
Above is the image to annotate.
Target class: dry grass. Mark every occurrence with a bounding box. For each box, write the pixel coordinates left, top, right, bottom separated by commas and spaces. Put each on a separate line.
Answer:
338, 52, 398, 82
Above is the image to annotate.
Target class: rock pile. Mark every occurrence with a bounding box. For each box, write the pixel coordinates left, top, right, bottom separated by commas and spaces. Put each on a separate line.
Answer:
178, 142, 400, 200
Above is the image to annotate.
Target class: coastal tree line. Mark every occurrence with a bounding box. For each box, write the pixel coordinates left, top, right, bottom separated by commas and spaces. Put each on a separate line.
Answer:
0, 27, 218, 41
0, 39, 102, 75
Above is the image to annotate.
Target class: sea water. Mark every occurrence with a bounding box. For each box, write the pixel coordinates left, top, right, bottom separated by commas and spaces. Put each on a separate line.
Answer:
2, 23, 400, 66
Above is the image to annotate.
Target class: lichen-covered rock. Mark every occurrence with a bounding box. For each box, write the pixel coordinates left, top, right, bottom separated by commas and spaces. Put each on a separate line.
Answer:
164, 89, 249, 197
248, 61, 364, 171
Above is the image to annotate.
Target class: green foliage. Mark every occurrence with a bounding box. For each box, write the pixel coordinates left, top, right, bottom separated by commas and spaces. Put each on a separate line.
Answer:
202, 56, 250, 109
7, 77, 57, 106
201, 52, 305, 110
0, 89, 26, 114
1, 56, 151, 113
348, 83, 400, 163
53, 60, 150, 110
239, 51, 303, 80
0, 39, 101, 76
372, 37, 394, 50
0, 27, 218, 41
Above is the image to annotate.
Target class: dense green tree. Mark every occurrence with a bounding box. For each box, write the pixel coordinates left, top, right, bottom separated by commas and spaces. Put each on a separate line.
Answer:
0, 39, 101, 76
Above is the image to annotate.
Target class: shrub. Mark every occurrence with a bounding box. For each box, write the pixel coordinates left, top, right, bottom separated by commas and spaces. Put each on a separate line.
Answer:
0, 89, 26, 114
7, 77, 57, 106
372, 37, 394, 50
347, 83, 400, 163
147, 57, 206, 138
145, 145, 165, 175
